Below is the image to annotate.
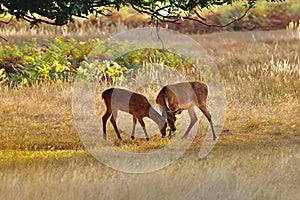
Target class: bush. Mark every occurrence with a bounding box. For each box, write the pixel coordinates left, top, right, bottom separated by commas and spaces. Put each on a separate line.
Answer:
0, 37, 193, 88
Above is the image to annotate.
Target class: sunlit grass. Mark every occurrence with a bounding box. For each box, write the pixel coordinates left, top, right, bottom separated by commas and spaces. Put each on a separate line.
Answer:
0, 143, 299, 200
0, 26, 299, 200
0, 3, 299, 199
0, 149, 86, 162
1, 30, 299, 153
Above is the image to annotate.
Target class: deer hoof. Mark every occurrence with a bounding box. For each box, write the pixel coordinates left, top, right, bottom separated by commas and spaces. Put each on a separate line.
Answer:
131, 136, 135, 140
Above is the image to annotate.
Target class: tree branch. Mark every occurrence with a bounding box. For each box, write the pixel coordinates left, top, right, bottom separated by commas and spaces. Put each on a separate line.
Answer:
0, 35, 8, 42
164, 4, 253, 28
130, 3, 181, 23
0, 16, 13, 24
129, 2, 253, 28
0, 16, 13, 42
0, 0, 255, 29
194, 10, 206, 21
203, 5, 254, 28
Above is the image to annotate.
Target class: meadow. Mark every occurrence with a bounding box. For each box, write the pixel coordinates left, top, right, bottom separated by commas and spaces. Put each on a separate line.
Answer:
0, 12, 300, 200
1, 144, 299, 200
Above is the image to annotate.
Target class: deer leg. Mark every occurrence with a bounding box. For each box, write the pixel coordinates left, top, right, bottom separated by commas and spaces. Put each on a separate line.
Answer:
102, 108, 112, 140
110, 110, 122, 140
138, 117, 149, 141
182, 108, 197, 139
131, 117, 137, 140
198, 105, 217, 141
168, 128, 172, 138
210, 120, 217, 141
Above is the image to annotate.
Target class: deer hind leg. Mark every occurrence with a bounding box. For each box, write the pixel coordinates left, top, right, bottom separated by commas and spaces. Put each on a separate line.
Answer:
110, 110, 122, 140
198, 104, 217, 141
102, 107, 112, 140
138, 117, 150, 141
131, 117, 137, 140
182, 107, 197, 139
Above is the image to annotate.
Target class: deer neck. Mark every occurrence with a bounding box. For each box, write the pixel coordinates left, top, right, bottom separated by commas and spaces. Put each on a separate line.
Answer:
148, 107, 164, 129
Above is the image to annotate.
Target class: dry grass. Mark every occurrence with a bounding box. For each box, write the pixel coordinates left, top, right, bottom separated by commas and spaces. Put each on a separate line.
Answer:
0, 83, 82, 150
0, 83, 298, 152
0, 30, 299, 199
196, 30, 300, 103
1, 30, 299, 151
0, 16, 129, 46
0, 144, 299, 200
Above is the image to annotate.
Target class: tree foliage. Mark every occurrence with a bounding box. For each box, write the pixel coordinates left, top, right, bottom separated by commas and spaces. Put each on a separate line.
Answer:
0, 0, 284, 27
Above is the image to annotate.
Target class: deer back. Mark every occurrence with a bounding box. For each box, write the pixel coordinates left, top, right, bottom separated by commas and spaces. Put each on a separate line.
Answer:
102, 88, 151, 116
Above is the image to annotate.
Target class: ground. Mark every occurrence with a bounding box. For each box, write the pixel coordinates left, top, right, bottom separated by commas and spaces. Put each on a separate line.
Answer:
0, 29, 299, 199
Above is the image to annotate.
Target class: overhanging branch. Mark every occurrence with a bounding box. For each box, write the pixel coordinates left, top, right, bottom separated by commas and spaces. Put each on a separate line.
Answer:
0, 1, 254, 29
0, 15, 13, 24
129, 3, 254, 28
0, 16, 13, 42
0, 35, 8, 42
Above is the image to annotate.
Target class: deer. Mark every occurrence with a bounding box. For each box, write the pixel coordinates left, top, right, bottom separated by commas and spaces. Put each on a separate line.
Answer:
102, 88, 167, 140
156, 81, 217, 140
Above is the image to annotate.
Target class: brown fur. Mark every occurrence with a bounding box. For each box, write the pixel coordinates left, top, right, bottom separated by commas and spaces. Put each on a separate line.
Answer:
102, 88, 166, 140
156, 81, 216, 140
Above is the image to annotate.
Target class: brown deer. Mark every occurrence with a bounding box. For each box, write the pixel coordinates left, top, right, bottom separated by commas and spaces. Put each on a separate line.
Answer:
102, 88, 166, 140
156, 81, 217, 140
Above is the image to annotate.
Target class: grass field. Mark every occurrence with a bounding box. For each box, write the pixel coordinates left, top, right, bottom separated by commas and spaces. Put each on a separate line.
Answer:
1, 144, 299, 200
0, 29, 299, 199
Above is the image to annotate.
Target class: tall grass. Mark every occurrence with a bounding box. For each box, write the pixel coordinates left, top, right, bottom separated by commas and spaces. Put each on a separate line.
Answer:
0, 24, 299, 200
0, 144, 299, 200
287, 19, 300, 40
0, 30, 299, 151
198, 30, 300, 104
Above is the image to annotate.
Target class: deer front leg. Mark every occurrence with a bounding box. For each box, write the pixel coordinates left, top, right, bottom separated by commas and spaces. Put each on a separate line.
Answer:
210, 119, 217, 141
131, 117, 137, 140
182, 108, 197, 139
138, 117, 150, 141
